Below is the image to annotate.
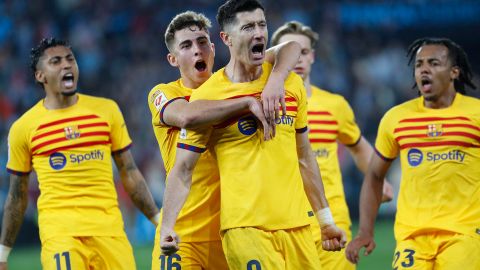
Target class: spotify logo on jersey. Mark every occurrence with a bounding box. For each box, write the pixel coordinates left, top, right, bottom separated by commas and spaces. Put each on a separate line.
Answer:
238, 116, 258, 136
49, 152, 67, 170
407, 148, 423, 167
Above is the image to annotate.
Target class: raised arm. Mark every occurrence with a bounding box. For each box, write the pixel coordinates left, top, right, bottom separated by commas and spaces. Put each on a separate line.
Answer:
345, 153, 392, 264
162, 98, 272, 140
347, 136, 394, 202
160, 148, 201, 255
296, 132, 346, 251
262, 40, 302, 124
0, 174, 30, 268
113, 150, 160, 226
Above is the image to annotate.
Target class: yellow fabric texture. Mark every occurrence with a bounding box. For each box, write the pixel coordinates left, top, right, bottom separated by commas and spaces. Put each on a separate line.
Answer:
7, 94, 131, 242
375, 93, 480, 241
178, 62, 311, 231
147, 79, 222, 242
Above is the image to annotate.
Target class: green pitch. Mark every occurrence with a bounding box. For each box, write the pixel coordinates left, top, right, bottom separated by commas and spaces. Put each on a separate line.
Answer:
8, 219, 395, 270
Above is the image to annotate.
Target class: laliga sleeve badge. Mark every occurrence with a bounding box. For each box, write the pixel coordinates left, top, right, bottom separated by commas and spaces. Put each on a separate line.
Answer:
180, 128, 187, 139
154, 92, 168, 111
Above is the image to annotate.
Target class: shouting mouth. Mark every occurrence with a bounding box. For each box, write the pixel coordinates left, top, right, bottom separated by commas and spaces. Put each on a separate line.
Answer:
194, 60, 207, 72
62, 72, 75, 88
251, 43, 265, 60
420, 77, 432, 92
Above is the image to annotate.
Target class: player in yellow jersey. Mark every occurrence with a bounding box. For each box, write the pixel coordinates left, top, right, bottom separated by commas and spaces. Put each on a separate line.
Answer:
148, 11, 302, 270
271, 21, 394, 269
346, 38, 480, 270
159, 1, 347, 270
0, 38, 160, 270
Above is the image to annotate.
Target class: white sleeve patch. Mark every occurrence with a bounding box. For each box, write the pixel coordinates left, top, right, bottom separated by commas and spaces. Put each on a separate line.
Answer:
154, 92, 168, 111
180, 128, 187, 139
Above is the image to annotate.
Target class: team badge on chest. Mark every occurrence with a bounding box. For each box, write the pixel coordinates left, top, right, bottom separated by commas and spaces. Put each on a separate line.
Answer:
427, 123, 443, 137
64, 125, 81, 140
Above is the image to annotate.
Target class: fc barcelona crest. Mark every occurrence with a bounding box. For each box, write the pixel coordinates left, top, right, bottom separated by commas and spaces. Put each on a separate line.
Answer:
64, 126, 81, 140
427, 124, 443, 137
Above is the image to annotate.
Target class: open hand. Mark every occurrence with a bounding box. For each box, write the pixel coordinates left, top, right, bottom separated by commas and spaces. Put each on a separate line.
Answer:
248, 97, 274, 140
345, 233, 376, 264
261, 77, 286, 127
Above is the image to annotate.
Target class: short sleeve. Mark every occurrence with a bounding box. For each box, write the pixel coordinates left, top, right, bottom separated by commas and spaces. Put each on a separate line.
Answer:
176, 89, 213, 152
375, 111, 398, 160
147, 86, 187, 127
293, 76, 308, 133
177, 126, 213, 153
6, 121, 32, 175
109, 101, 133, 154
336, 97, 362, 146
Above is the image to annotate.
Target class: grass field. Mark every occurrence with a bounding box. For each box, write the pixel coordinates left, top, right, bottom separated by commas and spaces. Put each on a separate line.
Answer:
8, 219, 395, 270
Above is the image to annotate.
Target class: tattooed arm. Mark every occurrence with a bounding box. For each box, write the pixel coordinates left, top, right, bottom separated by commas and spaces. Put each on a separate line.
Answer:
0, 174, 29, 267
0, 174, 29, 246
113, 149, 160, 225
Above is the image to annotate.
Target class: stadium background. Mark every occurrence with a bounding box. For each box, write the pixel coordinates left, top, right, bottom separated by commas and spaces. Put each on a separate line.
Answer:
0, 0, 479, 269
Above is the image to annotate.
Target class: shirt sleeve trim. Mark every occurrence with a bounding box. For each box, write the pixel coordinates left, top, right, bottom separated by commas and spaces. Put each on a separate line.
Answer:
160, 97, 187, 126
345, 134, 362, 147
6, 168, 31, 176
112, 143, 132, 155
177, 143, 206, 153
296, 126, 308, 133
374, 147, 396, 161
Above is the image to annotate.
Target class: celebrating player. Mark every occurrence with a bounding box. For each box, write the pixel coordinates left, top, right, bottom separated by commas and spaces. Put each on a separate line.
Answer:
160, 1, 346, 269
0, 38, 160, 270
148, 11, 302, 270
346, 37, 480, 270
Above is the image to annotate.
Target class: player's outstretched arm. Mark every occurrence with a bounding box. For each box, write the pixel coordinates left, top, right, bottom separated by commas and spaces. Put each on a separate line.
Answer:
263, 40, 302, 124
0, 174, 30, 268
163, 98, 272, 140
113, 150, 160, 226
162, 97, 268, 130
345, 153, 392, 264
347, 136, 394, 202
160, 148, 201, 255
295, 132, 347, 251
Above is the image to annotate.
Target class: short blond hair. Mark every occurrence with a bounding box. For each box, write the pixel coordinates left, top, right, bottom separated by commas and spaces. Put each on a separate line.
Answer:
164, 11, 212, 52
271, 21, 318, 48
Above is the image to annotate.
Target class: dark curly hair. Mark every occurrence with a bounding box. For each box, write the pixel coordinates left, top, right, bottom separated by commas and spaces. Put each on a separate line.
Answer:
30, 37, 70, 74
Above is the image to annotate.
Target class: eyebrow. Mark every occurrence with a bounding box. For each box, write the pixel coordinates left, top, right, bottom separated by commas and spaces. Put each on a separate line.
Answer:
258, 19, 266, 24
178, 40, 192, 47
48, 52, 74, 60
241, 20, 266, 27
415, 57, 441, 62
178, 36, 208, 46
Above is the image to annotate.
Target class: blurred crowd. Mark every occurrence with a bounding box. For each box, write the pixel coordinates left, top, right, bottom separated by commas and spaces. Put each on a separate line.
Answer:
1, 0, 479, 245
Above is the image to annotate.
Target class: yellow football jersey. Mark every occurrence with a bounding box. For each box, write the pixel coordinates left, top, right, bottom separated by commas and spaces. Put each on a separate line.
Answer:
178, 62, 311, 231
307, 86, 361, 242
147, 79, 221, 242
375, 93, 480, 241
6, 94, 130, 242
